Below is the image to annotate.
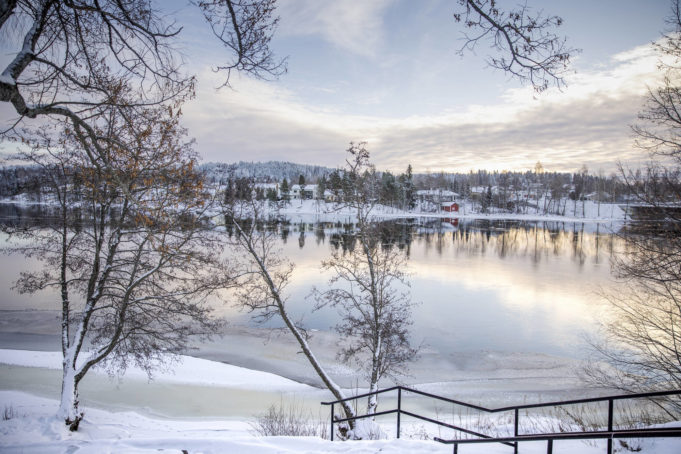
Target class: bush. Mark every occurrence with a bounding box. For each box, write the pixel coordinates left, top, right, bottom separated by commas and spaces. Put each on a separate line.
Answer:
251, 399, 328, 438
3, 405, 19, 421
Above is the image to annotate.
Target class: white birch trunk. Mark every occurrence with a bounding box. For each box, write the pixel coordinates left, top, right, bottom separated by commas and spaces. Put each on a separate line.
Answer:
367, 333, 381, 416
232, 217, 358, 435
58, 349, 82, 429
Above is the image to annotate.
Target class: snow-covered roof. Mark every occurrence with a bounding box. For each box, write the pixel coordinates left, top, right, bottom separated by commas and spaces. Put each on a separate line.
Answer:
416, 189, 459, 197
254, 183, 278, 189
291, 184, 317, 191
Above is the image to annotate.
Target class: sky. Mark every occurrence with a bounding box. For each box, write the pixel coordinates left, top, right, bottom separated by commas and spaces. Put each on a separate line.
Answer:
172, 0, 672, 175
1, 0, 674, 174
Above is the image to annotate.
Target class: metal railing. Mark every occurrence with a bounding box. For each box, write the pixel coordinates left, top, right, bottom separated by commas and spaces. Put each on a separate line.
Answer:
321, 387, 681, 453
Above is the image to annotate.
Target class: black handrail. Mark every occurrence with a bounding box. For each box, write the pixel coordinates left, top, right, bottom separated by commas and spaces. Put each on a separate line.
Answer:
321, 386, 681, 452
435, 428, 681, 454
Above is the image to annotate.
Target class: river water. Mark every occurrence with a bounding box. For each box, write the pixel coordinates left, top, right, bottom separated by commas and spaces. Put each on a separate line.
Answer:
0, 203, 622, 360
0, 204, 629, 413
221, 217, 621, 359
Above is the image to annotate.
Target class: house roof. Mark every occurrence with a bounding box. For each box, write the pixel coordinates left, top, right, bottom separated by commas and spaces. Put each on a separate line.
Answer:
416, 189, 459, 197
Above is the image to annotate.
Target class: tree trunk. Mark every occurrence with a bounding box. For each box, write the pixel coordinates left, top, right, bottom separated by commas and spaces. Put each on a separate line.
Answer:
367, 379, 379, 415
59, 361, 82, 431
233, 219, 358, 435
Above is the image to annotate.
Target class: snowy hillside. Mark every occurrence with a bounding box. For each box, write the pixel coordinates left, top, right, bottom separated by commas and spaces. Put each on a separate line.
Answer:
201, 161, 334, 184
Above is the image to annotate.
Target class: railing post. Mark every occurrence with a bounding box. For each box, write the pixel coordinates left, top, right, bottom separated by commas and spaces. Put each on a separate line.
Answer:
397, 387, 402, 439
330, 403, 334, 442
514, 408, 519, 454
453, 442, 458, 454
547, 439, 553, 454
607, 398, 614, 454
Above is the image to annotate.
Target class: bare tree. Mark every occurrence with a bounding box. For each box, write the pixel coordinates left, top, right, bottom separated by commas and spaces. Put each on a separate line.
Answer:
585, 1, 681, 415
3, 104, 231, 431
315, 143, 418, 416
454, 0, 577, 92
0, 0, 285, 165
0, 0, 574, 137
222, 198, 359, 438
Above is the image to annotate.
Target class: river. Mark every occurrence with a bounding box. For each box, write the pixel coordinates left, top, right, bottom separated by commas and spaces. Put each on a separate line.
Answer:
0, 204, 626, 408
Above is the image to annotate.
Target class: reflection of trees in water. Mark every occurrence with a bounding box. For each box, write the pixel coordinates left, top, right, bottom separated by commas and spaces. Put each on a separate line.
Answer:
1, 204, 620, 264
412, 219, 620, 265
316, 218, 619, 265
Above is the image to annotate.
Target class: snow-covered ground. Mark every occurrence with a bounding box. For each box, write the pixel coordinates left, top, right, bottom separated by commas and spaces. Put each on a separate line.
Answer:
0, 349, 312, 392
0, 196, 627, 224
2, 348, 681, 453
272, 199, 626, 224
1, 390, 457, 454
2, 383, 680, 453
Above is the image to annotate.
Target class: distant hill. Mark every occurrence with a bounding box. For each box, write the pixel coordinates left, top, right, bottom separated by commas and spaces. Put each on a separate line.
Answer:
201, 161, 335, 184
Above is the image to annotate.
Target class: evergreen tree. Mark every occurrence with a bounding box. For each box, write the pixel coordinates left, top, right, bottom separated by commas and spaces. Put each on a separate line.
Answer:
266, 187, 278, 202
380, 171, 397, 207
317, 175, 327, 200
404, 164, 415, 209
328, 170, 343, 199
281, 178, 290, 202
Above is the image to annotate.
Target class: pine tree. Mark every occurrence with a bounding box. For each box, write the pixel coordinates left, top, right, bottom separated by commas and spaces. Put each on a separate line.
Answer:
281, 178, 290, 202
317, 175, 327, 200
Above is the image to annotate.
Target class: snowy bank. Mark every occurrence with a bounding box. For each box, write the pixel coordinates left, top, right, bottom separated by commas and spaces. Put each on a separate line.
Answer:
0, 349, 312, 392
270, 199, 626, 224
1, 197, 627, 224
2, 390, 680, 454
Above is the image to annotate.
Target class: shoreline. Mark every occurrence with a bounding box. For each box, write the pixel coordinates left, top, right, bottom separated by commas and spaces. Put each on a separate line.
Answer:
0, 198, 626, 225
0, 309, 602, 420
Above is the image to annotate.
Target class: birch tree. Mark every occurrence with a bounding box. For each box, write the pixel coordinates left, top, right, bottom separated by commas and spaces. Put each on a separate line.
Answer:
0, 0, 285, 174
223, 199, 358, 439
3, 103, 230, 431
315, 143, 418, 416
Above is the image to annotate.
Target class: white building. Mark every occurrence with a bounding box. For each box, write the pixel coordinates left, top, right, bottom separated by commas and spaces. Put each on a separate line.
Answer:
290, 184, 317, 200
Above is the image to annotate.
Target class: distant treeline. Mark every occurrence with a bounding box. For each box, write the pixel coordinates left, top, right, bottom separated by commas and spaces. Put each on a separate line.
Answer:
0, 165, 52, 201
201, 161, 636, 212
0, 160, 656, 213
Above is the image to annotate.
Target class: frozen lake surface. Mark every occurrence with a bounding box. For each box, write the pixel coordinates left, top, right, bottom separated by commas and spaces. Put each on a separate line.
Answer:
1, 211, 679, 452
1, 215, 622, 357
0, 211, 626, 419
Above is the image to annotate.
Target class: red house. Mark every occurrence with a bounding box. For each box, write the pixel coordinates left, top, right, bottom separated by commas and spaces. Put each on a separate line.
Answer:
441, 202, 459, 212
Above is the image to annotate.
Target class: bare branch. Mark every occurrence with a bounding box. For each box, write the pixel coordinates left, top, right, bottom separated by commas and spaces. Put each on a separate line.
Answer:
454, 0, 577, 92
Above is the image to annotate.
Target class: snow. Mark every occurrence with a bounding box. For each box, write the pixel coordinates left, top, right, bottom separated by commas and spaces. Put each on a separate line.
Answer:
0, 73, 15, 85
238, 199, 627, 225
2, 389, 681, 454
0, 195, 627, 223
0, 390, 447, 453
1, 348, 680, 453
0, 349, 312, 392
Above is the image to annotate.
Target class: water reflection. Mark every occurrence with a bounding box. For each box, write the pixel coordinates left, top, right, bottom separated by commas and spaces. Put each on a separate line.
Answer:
221, 214, 618, 266
1, 203, 623, 358
218, 215, 623, 358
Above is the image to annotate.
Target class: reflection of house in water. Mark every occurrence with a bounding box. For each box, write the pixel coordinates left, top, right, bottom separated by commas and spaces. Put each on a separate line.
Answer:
443, 218, 459, 228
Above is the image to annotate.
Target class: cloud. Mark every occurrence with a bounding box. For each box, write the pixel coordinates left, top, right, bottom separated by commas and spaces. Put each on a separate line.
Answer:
183, 41, 665, 174
276, 0, 395, 57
